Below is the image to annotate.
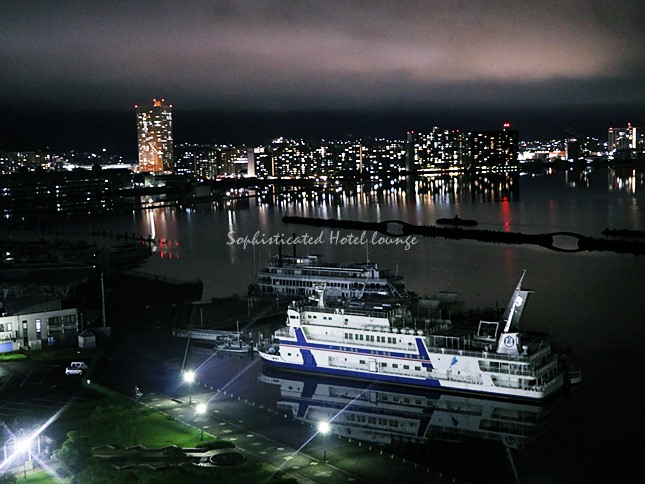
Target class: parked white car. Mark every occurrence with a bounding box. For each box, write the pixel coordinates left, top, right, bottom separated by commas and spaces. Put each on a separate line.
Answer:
65, 361, 88, 376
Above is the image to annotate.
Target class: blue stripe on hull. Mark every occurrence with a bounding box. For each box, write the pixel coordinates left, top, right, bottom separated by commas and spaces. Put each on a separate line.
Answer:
279, 336, 434, 368
265, 360, 442, 389
262, 360, 549, 401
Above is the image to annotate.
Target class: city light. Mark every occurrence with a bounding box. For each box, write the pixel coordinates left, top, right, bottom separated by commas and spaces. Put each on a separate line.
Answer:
183, 370, 195, 383
318, 421, 330, 463
183, 370, 196, 405
317, 421, 330, 435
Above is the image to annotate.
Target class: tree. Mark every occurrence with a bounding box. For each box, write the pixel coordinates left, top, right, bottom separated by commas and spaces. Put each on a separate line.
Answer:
0, 472, 17, 484
52, 431, 92, 477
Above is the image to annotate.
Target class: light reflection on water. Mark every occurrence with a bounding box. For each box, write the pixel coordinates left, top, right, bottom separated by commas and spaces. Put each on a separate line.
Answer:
13, 167, 642, 483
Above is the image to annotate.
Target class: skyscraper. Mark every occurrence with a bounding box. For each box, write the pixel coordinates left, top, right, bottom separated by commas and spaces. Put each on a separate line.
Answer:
469, 123, 519, 168
608, 124, 642, 153
136, 99, 173, 173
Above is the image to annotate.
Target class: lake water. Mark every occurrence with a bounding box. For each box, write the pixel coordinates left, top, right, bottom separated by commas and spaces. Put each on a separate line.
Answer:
42, 167, 645, 482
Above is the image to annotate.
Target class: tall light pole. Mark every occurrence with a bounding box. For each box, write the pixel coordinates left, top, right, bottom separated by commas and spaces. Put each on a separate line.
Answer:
318, 421, 330, 463
183, 370, 195, 405
196, 403, 207, 440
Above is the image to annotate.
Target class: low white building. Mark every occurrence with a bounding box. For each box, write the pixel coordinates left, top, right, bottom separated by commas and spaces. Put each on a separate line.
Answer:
0, 298, 80, 351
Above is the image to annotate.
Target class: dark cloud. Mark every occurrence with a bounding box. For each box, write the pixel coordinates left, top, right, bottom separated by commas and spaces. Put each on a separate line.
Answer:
1, 0, 644, 147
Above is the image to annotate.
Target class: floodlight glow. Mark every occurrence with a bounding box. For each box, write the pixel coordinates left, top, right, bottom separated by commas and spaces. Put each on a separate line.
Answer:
15, 438, 31, 453
318, 421, 330, 435
183, 370, 195, 383
196, 403, 207, 415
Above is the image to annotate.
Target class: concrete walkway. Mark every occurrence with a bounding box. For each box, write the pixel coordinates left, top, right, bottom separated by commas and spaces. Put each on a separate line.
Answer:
140, 390, 459, 484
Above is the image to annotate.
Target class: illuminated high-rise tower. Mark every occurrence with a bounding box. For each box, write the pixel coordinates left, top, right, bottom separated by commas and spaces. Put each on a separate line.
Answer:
608, 123, 642, 153
469, 123, 519, 167
136, 99, 173, 173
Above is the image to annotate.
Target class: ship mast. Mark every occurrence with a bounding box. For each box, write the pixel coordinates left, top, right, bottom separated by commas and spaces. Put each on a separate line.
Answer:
501, 269, 526, 334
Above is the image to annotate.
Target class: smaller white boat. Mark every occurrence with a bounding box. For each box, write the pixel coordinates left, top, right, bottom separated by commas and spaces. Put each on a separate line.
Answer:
214, 334, 254, 354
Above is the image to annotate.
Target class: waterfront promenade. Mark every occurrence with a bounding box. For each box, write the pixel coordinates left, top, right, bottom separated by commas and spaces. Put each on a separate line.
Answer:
139, 389, 460, 484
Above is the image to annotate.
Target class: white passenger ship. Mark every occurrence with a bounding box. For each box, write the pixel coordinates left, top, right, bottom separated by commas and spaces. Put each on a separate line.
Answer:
253, 253, 408, 300
258, 271, 564, 400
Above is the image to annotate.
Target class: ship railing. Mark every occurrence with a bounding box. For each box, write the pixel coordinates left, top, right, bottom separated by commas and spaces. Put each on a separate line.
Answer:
293, 304, 392, 319
528, 344, 552, 362
299, 327, 417, 349
424, 321, 451, 334
429, 345, 536, 364
274, 327, 291, 338
265, 267, 382, 278
533, 357, 559, 375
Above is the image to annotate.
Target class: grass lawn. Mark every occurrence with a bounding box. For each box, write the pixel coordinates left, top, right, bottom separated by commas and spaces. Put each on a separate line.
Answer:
21, 469, 57, 483
50, 399, 221, 449
46, 397, 297, 483
0, 351, 28, 361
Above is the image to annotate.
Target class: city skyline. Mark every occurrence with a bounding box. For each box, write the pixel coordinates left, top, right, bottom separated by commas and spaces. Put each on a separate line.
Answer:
1, 1, 645, 153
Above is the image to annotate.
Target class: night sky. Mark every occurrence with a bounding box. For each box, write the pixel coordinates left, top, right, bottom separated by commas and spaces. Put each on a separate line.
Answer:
1, 0, 645, 156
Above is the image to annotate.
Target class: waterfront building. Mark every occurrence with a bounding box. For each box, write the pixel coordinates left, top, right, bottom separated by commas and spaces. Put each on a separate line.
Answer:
469, 124, 519, 168
406, 128, 467, 171
608, 124, 645, 161
0, 298, 80, 350
0, 151, 50, 175
0, 168, 133, 214
608, 124, 638, 152
566, 137, 581, 161
136, 99, 173, 173
175, 144, 219, 179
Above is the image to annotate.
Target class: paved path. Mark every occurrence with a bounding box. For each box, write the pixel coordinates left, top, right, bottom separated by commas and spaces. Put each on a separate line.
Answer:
140, 390, 458, 484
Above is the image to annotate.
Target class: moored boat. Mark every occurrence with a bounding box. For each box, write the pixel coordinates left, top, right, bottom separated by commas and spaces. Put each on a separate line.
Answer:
258, 271, 565, 400
252, 253, 409, 300
436, 215, 478, 227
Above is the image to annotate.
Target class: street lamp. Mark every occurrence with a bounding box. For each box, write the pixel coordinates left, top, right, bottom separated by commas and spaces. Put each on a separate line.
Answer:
183, 370, 195, 405
15, 432, 32, 481
196, 403, 207, 440
318, 421, 330, 463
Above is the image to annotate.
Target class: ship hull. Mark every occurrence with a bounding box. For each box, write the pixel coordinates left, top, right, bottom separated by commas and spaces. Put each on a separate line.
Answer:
258, 349, 563, 401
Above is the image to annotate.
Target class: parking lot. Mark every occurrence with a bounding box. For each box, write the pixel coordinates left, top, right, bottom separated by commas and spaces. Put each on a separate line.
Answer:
0, 360, 95, 421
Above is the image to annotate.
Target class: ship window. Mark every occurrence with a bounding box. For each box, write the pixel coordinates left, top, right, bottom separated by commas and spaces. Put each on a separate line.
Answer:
392, 364, 398, 369
359, 360, 365, 364
381, 362, 387, 367
403, 365, 409, 370
415, 366, 421, 371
